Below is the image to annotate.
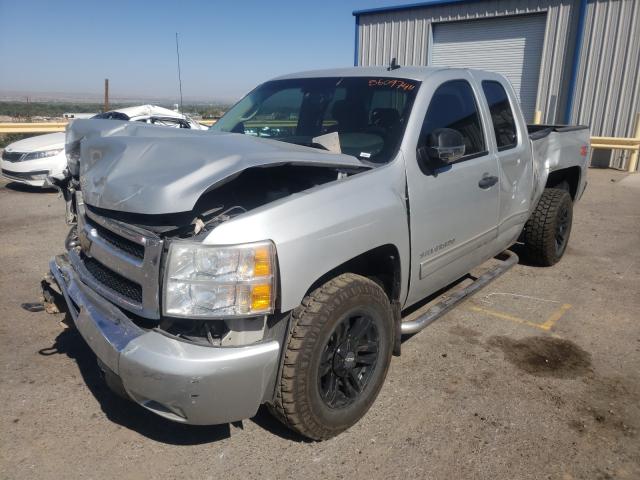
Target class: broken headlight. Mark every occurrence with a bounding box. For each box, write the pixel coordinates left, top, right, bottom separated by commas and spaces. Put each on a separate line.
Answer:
163, 241, 276, 318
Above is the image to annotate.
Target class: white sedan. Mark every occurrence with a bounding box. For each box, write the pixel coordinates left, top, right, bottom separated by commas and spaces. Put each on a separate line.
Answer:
1, 105, 207, 187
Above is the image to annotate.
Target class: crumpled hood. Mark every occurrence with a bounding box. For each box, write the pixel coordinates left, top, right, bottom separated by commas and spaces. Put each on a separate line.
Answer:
6, 132, 65, 153
68, 119, 368, 215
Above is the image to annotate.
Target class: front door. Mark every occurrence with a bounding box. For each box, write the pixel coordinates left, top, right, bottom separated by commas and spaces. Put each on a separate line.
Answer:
404, 77, 500, 307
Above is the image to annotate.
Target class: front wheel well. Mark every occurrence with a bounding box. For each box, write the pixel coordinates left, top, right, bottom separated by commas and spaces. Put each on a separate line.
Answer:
545, 166, 581, 200
304, 244, 402, 303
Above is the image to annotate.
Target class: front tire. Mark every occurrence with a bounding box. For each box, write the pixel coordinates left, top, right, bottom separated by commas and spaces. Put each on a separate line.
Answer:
270, 273, 394, 440
521, 188, 573, 266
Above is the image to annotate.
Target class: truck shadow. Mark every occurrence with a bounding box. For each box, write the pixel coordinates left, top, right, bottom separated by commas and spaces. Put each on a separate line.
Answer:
250, 406, 311, 442
40, 325, 310, 444
41, 327, 232, 445
509, 243, 538, 267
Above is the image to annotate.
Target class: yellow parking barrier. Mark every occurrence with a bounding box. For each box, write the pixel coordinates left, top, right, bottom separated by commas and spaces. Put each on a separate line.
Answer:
532, 110, 542, 125
590, 137, 640, 146
590, 112, 640, 173
589, 143, 639, 150
0, 122, 69, 133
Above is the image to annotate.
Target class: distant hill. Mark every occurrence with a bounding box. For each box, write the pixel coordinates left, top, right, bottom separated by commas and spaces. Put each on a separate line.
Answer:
0, 89, 237, 105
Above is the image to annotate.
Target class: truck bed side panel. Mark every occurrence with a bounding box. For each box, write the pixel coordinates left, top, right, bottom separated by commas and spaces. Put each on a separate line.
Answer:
529, 126, 590, 207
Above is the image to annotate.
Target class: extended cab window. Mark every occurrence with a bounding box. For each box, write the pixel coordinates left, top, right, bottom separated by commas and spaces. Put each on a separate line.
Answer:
420, 80, 486, 160
482, 81, 518, 150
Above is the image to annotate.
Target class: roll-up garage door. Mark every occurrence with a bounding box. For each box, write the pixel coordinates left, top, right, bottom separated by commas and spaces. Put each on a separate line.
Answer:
431, 14, 546, 121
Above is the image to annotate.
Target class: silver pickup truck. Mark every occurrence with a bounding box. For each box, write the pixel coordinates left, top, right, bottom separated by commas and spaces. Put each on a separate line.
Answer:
45, 66, 590, 440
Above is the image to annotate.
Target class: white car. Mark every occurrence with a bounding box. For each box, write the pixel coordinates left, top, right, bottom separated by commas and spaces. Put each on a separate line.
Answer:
1, 105, 206, 187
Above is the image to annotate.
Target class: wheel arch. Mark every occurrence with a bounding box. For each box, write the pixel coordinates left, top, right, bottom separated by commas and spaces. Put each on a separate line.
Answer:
302, 244, 402, 304
546, 166, 581, 200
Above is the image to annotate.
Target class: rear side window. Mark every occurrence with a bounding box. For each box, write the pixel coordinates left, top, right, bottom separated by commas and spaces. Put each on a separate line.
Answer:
482, 81, 518, 151
420, 80, 486, 159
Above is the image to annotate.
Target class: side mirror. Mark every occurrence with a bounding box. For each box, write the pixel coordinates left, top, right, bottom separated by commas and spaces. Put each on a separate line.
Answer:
425, 128, 465, 164
417, 128, 466, 175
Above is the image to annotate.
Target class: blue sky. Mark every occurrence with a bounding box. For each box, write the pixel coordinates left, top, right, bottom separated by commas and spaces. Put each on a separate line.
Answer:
0, 0, 409, 103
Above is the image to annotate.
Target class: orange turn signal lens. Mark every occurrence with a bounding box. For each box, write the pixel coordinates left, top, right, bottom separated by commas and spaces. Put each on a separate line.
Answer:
253, 246, 272, 277
251, 284, 272, 311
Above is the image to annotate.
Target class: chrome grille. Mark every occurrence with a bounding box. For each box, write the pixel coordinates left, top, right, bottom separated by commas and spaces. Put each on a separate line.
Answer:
73, 194, 163, 319
91, 222, 145, 260
82, 255, 143, 303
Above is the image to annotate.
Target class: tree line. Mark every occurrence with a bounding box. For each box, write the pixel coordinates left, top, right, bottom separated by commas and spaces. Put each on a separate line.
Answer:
0, 101, 229, 120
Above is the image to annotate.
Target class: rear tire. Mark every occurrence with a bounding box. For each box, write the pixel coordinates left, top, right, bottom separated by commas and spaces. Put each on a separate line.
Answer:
521, 188, 573, 266
269, 273, 394, 440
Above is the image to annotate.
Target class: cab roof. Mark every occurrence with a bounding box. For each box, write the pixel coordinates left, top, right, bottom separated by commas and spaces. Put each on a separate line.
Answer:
273, 66, 450, 82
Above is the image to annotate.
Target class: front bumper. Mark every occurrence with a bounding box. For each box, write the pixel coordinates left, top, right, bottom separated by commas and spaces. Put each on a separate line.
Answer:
1, 167, 49, 187
49, 253, 281, 425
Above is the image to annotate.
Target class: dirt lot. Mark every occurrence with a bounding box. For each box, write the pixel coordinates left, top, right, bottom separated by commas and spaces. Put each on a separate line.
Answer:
0, 169, 638, 480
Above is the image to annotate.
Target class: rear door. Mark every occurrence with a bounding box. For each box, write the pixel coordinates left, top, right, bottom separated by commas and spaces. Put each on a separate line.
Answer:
473, 72, 533, 250
404, 73, 500, 307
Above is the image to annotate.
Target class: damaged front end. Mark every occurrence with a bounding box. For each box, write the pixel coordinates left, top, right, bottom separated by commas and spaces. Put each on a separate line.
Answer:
49, 251, 282, 424
44, 119, 370, 424
52, 119, 368, 342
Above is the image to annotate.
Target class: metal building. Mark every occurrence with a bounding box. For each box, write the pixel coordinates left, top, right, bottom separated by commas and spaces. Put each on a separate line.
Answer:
353, 0, 640, 168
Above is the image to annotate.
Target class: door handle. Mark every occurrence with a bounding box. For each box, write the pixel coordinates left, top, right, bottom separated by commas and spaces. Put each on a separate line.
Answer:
478, 175, 499, 189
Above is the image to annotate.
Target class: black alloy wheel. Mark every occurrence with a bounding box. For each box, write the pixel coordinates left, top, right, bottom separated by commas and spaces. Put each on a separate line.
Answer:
521, 187, 573, 266
269, 273, 394, 440
318, 312, 379, 409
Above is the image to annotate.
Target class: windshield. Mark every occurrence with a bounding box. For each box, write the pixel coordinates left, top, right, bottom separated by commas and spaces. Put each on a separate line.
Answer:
211, 77, 420, 164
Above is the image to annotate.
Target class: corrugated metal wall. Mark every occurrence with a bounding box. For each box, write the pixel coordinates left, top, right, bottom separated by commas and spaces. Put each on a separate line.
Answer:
356, 0, 640, 169
430, 14, 547, 120
571, 0, 640, 140
356, 0, 580, 124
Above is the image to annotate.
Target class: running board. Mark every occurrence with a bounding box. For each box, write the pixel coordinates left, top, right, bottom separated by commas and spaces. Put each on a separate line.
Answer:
400, 250, 519, 335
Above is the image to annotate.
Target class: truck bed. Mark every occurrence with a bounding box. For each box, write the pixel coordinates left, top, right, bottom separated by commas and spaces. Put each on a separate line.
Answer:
527, 124, 590, 205
527, 124, 589, 141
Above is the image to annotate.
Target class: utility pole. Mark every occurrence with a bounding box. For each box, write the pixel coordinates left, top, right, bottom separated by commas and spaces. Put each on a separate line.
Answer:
104, 78, 110, 112
175, 33, 183, 113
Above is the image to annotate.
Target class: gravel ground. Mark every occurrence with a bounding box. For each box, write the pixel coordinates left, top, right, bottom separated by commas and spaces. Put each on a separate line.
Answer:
0, 169, 638, 480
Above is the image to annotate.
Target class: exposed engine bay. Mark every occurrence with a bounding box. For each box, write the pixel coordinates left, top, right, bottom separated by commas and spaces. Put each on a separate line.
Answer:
50, 162, 364, 348
81, 164, 359, 237
46, 119, 373, 348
